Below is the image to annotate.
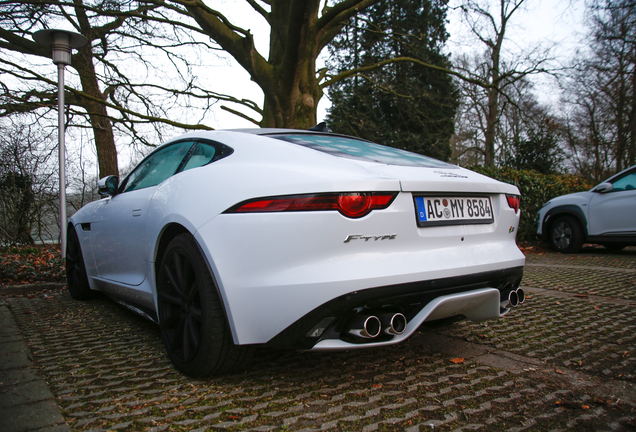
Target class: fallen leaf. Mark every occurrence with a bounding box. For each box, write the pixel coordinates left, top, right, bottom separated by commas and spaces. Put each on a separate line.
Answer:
228, 415, 241, 420
450, 358, 466, 364
556, 400, 585, 409
555, 369, 565, 375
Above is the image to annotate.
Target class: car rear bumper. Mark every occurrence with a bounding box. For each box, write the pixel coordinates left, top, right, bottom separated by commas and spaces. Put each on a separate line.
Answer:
264, 266, 524, 350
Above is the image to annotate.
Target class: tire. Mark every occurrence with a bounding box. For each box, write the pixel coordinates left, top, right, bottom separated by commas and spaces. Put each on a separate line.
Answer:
66, 225, 97, 300
157, 233, 253, 377
548, 216, 584, 253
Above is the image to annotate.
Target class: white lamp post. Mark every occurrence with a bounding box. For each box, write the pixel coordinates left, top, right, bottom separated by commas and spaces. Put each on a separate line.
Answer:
33, 29, 89, 258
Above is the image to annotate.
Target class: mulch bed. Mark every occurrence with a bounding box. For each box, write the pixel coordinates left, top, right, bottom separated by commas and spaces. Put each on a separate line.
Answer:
0, 244, 65, 287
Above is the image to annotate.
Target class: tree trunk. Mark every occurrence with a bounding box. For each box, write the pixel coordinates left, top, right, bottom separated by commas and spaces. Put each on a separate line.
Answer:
484, 85, 499, 166
259, 1, 323, 128
629, 61, 636, 167
615, 60, 626, 172
484, 40, 502, 167
74, 45, 119, 178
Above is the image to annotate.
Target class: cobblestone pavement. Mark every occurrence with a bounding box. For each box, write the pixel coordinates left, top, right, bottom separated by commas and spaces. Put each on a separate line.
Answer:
4, 247, 636, 431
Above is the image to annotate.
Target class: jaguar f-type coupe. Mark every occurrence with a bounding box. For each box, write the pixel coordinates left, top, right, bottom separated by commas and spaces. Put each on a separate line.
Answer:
66, 129, 525, 377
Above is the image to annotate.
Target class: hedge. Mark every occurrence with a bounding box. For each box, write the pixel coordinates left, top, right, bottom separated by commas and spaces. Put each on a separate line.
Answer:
467, 166, 595, 242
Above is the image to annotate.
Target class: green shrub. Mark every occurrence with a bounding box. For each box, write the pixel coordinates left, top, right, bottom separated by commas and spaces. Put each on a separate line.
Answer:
468, 166, 594, 242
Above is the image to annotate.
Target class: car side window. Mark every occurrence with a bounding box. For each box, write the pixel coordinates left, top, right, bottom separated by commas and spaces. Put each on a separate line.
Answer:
611, 170, 636, 192
181, 142, 217, 172
123, 141, 194, 192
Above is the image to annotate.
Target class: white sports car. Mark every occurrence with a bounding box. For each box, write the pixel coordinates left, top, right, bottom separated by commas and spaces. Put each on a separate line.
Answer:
66, 129, 525, 377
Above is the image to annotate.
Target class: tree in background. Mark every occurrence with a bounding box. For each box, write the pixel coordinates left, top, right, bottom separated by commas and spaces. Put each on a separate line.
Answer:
499, 118, 564, 174
0, 0, 221, 178
562, 0, 635, 181
3, 0, 470, 178
0, 120, 57, 246
155, 0, 386, 129
325, 0, 458, 160
453, 0, 551, 166
452, 52, 557, 170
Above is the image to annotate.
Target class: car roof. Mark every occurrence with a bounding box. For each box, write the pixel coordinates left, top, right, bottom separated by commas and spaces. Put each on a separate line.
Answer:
225, 128, 308, 135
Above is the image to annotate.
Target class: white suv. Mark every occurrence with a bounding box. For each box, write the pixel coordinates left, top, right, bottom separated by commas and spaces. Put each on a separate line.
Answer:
537, 165, 636, 253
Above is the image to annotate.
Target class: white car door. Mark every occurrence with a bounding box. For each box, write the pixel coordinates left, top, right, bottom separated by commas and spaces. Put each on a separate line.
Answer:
90, 141, 196, 285
588, 169, 636, 235
89, 188, 155, 285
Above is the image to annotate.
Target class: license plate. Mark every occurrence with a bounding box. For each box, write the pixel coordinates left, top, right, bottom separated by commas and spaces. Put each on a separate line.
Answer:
414, 196, 494, 227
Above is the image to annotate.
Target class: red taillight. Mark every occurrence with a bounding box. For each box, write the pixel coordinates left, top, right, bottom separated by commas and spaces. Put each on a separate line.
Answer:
337, 193, 371, 218
506, 194, 520, 214
227, 192, 397, 218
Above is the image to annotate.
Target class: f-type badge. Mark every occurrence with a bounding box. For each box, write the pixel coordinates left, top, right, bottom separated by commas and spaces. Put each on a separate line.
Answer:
344, 234, 397, 243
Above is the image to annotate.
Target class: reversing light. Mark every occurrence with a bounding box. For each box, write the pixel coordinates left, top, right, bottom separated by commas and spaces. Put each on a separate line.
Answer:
506, 194, 520, 214
226, 192, 397, 218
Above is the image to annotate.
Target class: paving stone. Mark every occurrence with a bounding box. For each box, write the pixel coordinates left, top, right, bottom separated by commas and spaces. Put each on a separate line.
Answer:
3, 249, 636, 431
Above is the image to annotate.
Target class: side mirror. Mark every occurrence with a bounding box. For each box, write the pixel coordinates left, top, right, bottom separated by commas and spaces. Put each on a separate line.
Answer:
98, 175, 119, 197
593, 182, 613, 193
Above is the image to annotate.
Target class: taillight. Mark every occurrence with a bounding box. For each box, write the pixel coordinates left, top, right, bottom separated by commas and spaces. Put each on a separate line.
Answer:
226, 192, 397, 218
506, 194, 520, 214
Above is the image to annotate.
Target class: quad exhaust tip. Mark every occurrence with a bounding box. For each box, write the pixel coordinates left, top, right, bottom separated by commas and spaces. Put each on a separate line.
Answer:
347, 315, 382, 339
347, 312, 407, 339
380, 312, 407, 335
506, 288, 525, 308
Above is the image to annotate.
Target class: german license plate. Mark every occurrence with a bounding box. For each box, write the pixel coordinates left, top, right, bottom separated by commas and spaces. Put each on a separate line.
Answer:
414, 196, 494, 227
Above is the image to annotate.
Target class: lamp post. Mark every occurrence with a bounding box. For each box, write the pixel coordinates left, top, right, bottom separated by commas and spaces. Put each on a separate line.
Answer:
33, 29, 89, 258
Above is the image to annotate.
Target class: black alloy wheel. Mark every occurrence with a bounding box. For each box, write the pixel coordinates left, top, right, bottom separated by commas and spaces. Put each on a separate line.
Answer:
549, 216, 584, 253
66, 225, 96, 300
157, 233, 253, 377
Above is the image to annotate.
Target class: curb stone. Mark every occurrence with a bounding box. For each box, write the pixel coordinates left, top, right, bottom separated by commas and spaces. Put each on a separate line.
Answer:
0, 300, 70, 432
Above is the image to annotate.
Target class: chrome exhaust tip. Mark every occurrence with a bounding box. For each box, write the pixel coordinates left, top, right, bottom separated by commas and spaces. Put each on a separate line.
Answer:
508, 289, 519, 308
516, 288, 525, 304
379, 313, 407, 335
347, 315, 381, 339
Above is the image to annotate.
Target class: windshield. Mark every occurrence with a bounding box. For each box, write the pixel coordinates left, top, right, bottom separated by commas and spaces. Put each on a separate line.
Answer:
270, 134, 454, 168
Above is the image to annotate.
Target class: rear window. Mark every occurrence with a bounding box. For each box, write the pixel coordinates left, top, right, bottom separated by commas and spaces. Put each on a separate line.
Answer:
270, 134, 453, 168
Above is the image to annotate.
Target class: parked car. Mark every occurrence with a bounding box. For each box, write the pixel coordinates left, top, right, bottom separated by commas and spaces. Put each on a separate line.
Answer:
67, 129, 525, 377
537, 165, 636, 253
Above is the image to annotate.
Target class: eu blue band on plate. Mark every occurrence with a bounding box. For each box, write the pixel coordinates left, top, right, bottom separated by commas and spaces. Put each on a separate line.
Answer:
415, 197, 427, 222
